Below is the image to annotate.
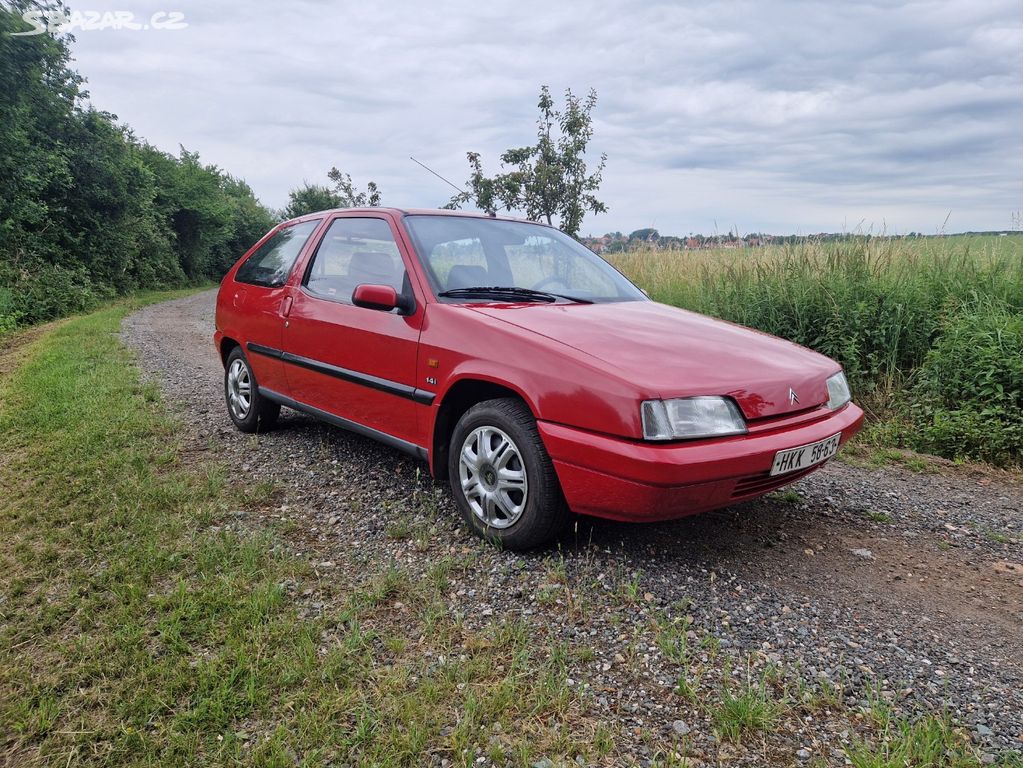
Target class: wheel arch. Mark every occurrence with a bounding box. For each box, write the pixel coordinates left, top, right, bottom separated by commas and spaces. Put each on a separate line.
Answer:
219, 336, 241, 367
431, 377, 535, 479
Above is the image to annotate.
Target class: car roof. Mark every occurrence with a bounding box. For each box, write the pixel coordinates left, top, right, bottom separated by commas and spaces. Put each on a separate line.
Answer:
283, 207, 548, 228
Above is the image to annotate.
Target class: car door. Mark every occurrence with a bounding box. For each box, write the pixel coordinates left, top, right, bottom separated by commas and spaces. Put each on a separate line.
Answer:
228, 218, 323, 396
282, 214, 427, 449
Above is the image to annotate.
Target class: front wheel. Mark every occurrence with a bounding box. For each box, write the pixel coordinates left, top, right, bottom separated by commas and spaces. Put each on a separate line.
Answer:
224, 347, 280, 433
448, 398, 568, 550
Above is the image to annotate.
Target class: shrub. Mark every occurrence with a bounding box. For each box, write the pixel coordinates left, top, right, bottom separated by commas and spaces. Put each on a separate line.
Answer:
0, 259, 107, 326
909, 301, 1023, 466
0, 283, 19, 330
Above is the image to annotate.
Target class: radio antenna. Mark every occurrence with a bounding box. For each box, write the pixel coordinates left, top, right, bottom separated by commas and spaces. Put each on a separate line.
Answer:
410, 156, 466, 195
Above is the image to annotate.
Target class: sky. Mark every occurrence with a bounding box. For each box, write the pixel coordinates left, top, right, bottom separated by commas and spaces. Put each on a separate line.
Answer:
54, 0, 1023, 236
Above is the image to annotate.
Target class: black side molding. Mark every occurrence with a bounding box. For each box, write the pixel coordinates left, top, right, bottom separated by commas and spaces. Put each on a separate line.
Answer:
246, 342, 435, 405
247, 342, 283, 359
258, 387, 429, 462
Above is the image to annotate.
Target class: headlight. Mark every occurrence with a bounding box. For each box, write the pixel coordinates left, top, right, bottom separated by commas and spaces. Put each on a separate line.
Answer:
826, 371, 851, 410
641, 396, 748, 441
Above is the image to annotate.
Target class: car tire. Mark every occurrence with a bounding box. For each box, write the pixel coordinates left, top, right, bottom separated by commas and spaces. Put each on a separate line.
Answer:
224, 347, 280, 433
448, 397, 568, 550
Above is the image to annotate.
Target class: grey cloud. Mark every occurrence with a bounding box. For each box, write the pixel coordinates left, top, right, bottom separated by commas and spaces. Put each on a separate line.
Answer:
65, 0, 1023, 234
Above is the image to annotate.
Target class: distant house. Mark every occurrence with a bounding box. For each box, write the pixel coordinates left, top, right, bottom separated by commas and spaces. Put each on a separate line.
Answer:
586, 235, 611, 253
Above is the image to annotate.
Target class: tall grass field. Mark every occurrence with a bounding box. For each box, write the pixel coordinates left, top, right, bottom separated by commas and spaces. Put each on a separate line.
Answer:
610, 235, 1023, 467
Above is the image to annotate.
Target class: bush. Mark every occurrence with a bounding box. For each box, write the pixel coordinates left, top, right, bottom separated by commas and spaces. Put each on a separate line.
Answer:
0, 260, 105, 326
0, 286, 18, 334
909, 301, 1023, 466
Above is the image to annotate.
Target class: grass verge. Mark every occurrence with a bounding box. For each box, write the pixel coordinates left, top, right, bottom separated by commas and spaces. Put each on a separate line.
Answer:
0, 295, 601, 767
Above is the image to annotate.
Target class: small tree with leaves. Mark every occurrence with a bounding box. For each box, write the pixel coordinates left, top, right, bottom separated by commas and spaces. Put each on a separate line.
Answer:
327, 166, 381, 207
283, 183, 343, 219
447, 86, 607, 237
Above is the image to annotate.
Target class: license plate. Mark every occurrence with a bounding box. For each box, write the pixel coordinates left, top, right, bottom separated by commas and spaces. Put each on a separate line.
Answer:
770, 432, 841, 476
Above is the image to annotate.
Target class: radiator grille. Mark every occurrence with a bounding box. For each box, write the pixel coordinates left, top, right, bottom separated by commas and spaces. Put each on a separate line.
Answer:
730, 465, 819, 499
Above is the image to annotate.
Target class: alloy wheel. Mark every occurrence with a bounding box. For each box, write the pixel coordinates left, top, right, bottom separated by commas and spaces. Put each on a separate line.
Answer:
458, 425, 529, 528
227, 358, 252, 420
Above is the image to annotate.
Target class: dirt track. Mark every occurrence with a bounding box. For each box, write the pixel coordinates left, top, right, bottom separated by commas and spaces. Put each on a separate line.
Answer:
123, 290, 1023, 761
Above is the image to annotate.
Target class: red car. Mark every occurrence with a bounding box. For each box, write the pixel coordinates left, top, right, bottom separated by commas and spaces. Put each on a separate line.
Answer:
215, 208, 864, 549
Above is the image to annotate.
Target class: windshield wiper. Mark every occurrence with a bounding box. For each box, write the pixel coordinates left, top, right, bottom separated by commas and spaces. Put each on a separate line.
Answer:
438, 286, 593, 304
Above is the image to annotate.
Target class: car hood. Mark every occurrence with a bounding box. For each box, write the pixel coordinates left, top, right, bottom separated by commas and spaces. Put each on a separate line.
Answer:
467, 300, 839, 420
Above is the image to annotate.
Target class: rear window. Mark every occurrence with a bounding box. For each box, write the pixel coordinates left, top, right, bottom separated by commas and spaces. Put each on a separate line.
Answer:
235, 219, 320, 287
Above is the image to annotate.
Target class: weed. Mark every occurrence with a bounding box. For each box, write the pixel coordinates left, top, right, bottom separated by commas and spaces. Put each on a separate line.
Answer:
385, 517, 413, 540
846, 713, 983, 768
771, 488, 802, 504
656, 614, 692, 665
712, 665, 783, 742
619, 568, 643, 603
865, 510, 893, 523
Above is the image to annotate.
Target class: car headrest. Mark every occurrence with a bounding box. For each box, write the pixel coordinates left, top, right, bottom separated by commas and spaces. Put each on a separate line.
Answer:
349, 251, 397, 284
446, 264, 489, 290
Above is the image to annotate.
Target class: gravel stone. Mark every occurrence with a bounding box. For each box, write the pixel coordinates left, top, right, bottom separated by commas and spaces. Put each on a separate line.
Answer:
672, 720, 690, 736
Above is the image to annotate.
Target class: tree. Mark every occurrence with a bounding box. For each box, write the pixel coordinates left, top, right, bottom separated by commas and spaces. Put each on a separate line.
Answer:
629, 228, 659, 242
0, 0, 82, 265
447, 86, 607, 237
284, 183, 343, 219
327, 167, 381, 207
0, 1, 276, 328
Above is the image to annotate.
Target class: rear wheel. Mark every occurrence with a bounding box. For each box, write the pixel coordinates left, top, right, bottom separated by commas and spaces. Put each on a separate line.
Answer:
448, 398, 567, 549
224, 347, 279, 433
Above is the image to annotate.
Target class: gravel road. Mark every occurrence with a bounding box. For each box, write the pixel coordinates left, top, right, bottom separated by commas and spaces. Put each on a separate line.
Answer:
123, 290, 1023, 764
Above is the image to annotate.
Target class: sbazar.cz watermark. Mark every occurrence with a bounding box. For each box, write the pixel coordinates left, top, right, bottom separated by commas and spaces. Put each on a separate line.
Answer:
11, 9, 187, 35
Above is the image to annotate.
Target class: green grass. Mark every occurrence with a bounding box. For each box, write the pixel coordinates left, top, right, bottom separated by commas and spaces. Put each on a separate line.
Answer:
769, 488, 802, 504
865, 510, 894, 523
845, 714, 1001, 768
0, 297, 604, 767
610, 234, 1023, 467
712, 673, 782, 742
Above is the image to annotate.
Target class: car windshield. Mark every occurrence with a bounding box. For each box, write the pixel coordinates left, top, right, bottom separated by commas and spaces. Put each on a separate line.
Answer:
403, 215, 646, 304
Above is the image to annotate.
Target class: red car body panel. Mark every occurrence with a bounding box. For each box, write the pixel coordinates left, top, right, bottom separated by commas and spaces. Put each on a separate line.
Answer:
539, 400, 863, 521
466, 301, 835, 421
215, 207, 865, 524
279, 213, 428, 446
417, 302, 647, 439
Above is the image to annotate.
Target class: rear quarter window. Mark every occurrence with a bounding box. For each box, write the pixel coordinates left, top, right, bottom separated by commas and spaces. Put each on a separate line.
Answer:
235, 219, 321, 287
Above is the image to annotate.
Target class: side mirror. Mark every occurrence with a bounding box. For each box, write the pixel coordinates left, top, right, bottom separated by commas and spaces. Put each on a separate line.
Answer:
352, 284, 403, 312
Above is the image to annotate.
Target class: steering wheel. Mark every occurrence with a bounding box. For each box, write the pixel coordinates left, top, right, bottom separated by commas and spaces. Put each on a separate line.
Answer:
531, 276, 570, 291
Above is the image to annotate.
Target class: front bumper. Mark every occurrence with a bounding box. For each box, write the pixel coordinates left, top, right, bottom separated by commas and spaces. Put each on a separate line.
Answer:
538, 403, 864, 522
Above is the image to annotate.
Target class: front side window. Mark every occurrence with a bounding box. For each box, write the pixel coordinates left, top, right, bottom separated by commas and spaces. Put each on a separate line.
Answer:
404, 215, 645, 303
304, 217, 407, 304
235, 219, 321, 287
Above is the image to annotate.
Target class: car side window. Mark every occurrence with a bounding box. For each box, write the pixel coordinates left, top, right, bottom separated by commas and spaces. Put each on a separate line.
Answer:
304, 217, 407, 303
235, 219, 321, 288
